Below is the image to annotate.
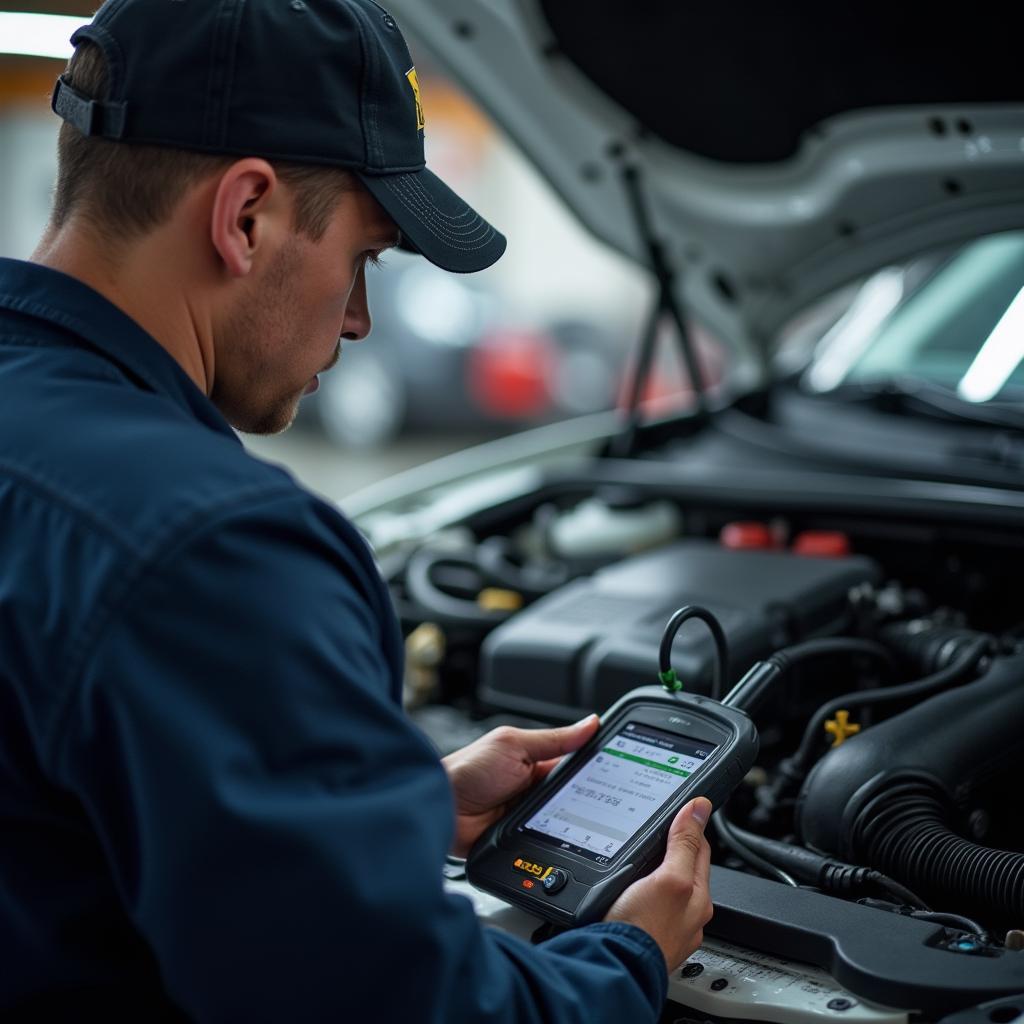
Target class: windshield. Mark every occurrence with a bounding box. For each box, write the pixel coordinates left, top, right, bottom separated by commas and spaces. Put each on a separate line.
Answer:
798, 231, 1024, 403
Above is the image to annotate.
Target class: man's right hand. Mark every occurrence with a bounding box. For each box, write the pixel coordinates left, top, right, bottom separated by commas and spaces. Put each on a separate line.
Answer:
604, 797, 714, 971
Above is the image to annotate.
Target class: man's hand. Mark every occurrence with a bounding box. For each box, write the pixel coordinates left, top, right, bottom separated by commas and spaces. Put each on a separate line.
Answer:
604, 797, 714, 971
442, 716, 600, 857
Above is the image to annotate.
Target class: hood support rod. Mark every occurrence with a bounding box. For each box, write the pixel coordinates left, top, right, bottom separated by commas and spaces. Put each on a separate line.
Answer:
613, 164, 707, 458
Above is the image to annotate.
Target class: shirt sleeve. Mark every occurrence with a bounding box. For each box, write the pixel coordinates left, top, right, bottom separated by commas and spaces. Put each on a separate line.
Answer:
52, 491, 668, 1023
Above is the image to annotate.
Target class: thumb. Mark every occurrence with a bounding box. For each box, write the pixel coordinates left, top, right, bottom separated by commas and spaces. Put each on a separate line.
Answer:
515, 714, 599, 764
661, 798, 712, 878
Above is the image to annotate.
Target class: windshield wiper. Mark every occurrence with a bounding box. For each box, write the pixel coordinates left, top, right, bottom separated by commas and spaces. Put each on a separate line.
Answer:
827, 378, 1024, 433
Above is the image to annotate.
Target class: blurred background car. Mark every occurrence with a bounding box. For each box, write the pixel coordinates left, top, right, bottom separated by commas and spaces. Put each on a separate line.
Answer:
299, 253, 629, 448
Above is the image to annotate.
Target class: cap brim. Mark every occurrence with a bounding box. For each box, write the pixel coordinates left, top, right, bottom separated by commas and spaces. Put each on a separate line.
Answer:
357, 168, 506, 274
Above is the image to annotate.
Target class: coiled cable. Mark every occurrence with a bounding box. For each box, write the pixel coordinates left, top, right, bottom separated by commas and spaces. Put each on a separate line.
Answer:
658, 605, 729, 700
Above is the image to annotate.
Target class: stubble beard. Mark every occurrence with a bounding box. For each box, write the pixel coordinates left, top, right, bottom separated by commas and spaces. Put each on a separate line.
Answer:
213, 241, 308, 436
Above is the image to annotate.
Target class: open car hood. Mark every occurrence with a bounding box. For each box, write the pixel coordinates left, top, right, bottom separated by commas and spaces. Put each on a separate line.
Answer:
386, 0, 1024, 384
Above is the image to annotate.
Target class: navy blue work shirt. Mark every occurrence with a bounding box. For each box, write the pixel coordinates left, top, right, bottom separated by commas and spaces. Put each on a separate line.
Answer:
0, 257, 668, 1022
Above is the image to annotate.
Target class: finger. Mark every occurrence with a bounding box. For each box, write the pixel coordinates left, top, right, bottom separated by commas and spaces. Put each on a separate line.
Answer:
514, 714, 599, 764
693, 829, 712, 892
530, 756, 563, 784
660, 798, 712, 879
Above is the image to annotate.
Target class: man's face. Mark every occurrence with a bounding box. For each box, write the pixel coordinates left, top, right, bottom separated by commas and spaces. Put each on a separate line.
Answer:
213, 184, 400, 435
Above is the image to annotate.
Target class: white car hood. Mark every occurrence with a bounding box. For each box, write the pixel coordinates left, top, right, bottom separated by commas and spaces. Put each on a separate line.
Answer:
387, 0, 1024, 383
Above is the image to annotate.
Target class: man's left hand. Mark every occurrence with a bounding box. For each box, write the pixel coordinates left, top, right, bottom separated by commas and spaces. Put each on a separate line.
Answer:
442, 715, 600, 858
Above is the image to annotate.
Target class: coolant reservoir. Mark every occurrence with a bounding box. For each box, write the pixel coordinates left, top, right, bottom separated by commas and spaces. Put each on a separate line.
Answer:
548, 491, 681, 559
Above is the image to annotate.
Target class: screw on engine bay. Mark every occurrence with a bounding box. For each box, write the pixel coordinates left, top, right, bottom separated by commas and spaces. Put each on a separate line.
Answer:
710, 978, 729, 991
680, 962, 704, 978
828, 998, 855, 1011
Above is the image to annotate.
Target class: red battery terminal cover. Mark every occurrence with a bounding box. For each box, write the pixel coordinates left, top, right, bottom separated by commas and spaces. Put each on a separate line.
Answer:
720, 521, 783, 550
792, 531, 852, 558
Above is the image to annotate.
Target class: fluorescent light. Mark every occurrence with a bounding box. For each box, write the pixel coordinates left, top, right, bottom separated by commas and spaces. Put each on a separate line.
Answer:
0, 12, 85, 60
958, 283, 1024, 402
805, 268, 905, 392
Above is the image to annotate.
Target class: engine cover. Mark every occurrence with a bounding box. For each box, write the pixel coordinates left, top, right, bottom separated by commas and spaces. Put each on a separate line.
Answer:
479, 540, 880, 719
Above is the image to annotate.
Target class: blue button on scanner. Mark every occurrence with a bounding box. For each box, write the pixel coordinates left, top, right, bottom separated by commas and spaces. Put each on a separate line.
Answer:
542, 869, 569, 895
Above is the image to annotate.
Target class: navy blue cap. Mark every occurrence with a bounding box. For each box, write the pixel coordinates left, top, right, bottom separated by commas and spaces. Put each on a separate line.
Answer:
51, 0, 506, 274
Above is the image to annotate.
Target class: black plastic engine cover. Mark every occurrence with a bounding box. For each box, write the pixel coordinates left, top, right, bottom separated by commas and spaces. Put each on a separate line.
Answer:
708, 866, 1024, 1013
480, 540, 881, 719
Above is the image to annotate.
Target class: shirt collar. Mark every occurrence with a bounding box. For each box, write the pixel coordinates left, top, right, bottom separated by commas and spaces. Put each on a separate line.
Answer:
0, 257, 238, 441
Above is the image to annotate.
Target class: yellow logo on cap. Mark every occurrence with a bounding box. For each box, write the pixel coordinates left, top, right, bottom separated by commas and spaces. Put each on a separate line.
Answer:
406, 67, 425, 131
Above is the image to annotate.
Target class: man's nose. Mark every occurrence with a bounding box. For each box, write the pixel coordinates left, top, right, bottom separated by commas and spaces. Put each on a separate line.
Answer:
341, 266, 372, 341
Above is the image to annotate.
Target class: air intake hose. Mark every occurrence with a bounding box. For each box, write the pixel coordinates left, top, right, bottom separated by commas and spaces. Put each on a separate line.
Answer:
853, 779, 1024, 921
798, 652, 1024, 921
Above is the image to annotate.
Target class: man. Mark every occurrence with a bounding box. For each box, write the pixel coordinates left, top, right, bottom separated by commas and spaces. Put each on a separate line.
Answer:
0, 1, 713, 1020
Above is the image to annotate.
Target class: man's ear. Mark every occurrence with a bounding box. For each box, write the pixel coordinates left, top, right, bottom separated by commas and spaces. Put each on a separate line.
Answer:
209, 159, 280, 278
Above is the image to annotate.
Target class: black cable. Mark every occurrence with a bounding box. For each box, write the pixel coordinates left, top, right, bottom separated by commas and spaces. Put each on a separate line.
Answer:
865, 871, 930, 911
722, 637, 893, 716
907, 910, 989, 941
768, 637, 896, 677
658, 605, 729, 700
717, 814, 929, 906
790, 636, 990, 774
712, 815, 797, 887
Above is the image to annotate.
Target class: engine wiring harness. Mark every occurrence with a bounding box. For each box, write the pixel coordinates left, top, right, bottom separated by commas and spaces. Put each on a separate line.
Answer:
653, 604, 1006, 934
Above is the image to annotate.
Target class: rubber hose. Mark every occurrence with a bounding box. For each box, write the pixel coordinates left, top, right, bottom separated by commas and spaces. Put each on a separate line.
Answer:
790, 636, 990, 774
755, 637, 989, 825
475, 536, 569, 598
854, 780, 1024, 922
405, 549, 513, 629
769, 637, 896, 677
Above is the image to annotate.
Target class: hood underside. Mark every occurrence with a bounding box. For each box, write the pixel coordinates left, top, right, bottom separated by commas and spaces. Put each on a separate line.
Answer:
385, 0, 1024, 384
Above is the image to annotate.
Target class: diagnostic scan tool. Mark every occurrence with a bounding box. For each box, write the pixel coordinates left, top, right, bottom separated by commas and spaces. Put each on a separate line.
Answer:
466, 684, 758, 927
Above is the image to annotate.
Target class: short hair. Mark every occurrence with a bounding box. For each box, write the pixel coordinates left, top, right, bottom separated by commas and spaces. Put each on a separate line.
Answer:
51, 42, 357, 244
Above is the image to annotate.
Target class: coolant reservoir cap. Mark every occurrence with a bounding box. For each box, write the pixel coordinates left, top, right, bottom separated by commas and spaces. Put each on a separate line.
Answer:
548, 496, 681, 559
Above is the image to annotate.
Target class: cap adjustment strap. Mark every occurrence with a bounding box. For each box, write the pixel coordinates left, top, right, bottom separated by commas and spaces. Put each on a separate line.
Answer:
52, 77, 127, 140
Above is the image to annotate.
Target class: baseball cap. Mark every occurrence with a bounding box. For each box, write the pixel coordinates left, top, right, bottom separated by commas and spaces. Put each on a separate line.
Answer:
50, 0, 506, 274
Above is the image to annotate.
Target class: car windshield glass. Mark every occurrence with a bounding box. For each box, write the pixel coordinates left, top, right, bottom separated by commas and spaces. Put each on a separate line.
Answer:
798, 231, 1024, 404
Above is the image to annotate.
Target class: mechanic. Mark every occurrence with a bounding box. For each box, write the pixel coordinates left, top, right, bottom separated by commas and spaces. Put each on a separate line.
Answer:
0, 1, 713, 1020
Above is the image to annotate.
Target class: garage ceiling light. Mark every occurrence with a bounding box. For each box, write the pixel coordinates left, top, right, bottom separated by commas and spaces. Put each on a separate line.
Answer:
0, 12, 83, 60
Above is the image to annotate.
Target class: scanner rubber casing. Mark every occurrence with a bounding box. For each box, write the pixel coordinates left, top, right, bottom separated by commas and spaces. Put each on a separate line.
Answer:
466, 685, 758, 927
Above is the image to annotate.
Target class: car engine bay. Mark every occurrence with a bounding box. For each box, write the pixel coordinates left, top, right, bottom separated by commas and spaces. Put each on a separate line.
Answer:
374, 458, 1024, 1020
